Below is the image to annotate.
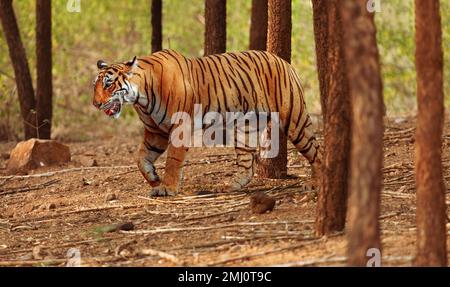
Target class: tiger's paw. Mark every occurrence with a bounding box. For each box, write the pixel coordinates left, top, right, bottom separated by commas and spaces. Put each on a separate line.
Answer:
149, 185, 176, 197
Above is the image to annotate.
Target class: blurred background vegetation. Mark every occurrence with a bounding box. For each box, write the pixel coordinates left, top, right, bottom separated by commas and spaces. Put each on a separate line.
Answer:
0, 0, 449, 141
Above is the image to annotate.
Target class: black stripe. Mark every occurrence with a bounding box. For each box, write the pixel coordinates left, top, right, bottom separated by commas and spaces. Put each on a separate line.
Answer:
144, 142, 165, 154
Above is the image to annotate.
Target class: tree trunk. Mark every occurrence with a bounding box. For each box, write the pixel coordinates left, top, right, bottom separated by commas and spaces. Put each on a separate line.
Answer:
0, 0, 37, 139
36, 0, 52, 139
311, 0, 328, 120
204, 0, 226, 55
256, 0, 290, 179
151, 0, 162, 53
413, 0, 447, 267
314, 0, 351, 236
249, 0, 268, 50
340, 0, 384, 266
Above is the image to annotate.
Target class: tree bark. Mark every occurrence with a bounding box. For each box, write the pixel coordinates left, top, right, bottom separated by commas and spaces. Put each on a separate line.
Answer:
256, 0, 290, 179
36, 0, 52, 139
204, 0, 226, 55
249, 0, 268, 50
311, 0, 328, 120
340, 0, 384, 266
314, 0, 351, 236
413, 0, 447, 267
0, 0, 37, 139
151, 0, 162, 53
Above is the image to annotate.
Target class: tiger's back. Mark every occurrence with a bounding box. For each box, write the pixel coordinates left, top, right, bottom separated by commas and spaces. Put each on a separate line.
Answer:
145, 50, 311, 145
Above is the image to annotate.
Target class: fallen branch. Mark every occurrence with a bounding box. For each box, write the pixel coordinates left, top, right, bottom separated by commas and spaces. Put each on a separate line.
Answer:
123, 220, 314, 236
10, 203, 154, 224
0, 258, 67, 267
0, 237, 117, 256
0, 165, 137, 180
0, 179, 60, 196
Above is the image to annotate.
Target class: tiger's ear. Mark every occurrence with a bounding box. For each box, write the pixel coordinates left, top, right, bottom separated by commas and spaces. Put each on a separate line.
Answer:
97, 60, 108, 69
125, 56, 138, 69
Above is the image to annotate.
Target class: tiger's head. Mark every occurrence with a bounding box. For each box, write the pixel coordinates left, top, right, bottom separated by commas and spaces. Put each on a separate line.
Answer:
92, 57, 139, 118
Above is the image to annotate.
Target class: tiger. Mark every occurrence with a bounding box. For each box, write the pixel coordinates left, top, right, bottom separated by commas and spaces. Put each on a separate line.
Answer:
93, 49, 322, 197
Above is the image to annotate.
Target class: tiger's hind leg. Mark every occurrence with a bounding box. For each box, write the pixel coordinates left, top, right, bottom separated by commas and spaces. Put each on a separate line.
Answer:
289, 115, 322, 188
219, 120, 258, 192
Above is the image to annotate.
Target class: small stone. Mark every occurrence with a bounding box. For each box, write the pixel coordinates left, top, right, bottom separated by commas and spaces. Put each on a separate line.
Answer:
250, 192, 276, 214
47, 203, 57, 210
115, 222, 134, 231
105, 193, 117, 202
82, 178, 92, 186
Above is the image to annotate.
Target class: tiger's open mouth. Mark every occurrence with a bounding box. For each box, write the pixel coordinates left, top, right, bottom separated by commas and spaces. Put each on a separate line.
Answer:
101, 100, 122, 118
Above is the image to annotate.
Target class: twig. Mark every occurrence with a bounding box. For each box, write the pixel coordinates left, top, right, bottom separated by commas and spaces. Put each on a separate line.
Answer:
379, 211, 405, 220
0, 237, 116, 256
0, 179, 60, 196
140, 248, 182, 265
0, 256, 120, 267
0, 259, 67, 267
381, 190, 414, 199
0, 166, 137, 180
174, 234, 308, 251
182, 209, 242, 221
0, 177, 12, 187
123, 220, 314, 236
10, 203, 154, 224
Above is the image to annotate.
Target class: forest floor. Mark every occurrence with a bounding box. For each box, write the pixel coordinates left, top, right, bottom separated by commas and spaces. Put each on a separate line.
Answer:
0, 116, 449, 267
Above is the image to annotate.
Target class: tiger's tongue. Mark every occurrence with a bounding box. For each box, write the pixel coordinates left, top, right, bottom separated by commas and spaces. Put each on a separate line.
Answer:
105, 109, 114, 116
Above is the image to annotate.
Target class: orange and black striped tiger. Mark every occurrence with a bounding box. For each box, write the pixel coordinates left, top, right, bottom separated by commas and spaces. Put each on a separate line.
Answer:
93, 49, 321, 196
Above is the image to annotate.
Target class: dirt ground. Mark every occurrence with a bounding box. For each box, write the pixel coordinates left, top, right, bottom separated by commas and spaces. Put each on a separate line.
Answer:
0, 115, 449, 267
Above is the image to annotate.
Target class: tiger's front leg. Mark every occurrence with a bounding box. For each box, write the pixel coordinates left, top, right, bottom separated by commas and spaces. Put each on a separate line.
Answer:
225, 146, 257, 191
149, 144, 188, 197
137, 129, 168, 189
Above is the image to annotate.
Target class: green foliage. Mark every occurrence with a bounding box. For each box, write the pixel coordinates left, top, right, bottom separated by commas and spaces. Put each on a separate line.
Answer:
0, 0, 449, 140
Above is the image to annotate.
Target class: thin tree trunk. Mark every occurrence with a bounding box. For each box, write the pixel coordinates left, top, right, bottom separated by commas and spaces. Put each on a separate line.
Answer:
311, 0, 328, 120
414, 0, 447, 267
204, 0, 226, 56
151, 0, 162, 53
314, 0, 351, 236
256, 0, 290, 179
0, 0, 37, 139
36, 0, 52, 139
249, 0, 268, 50
340, 0, 384, 266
